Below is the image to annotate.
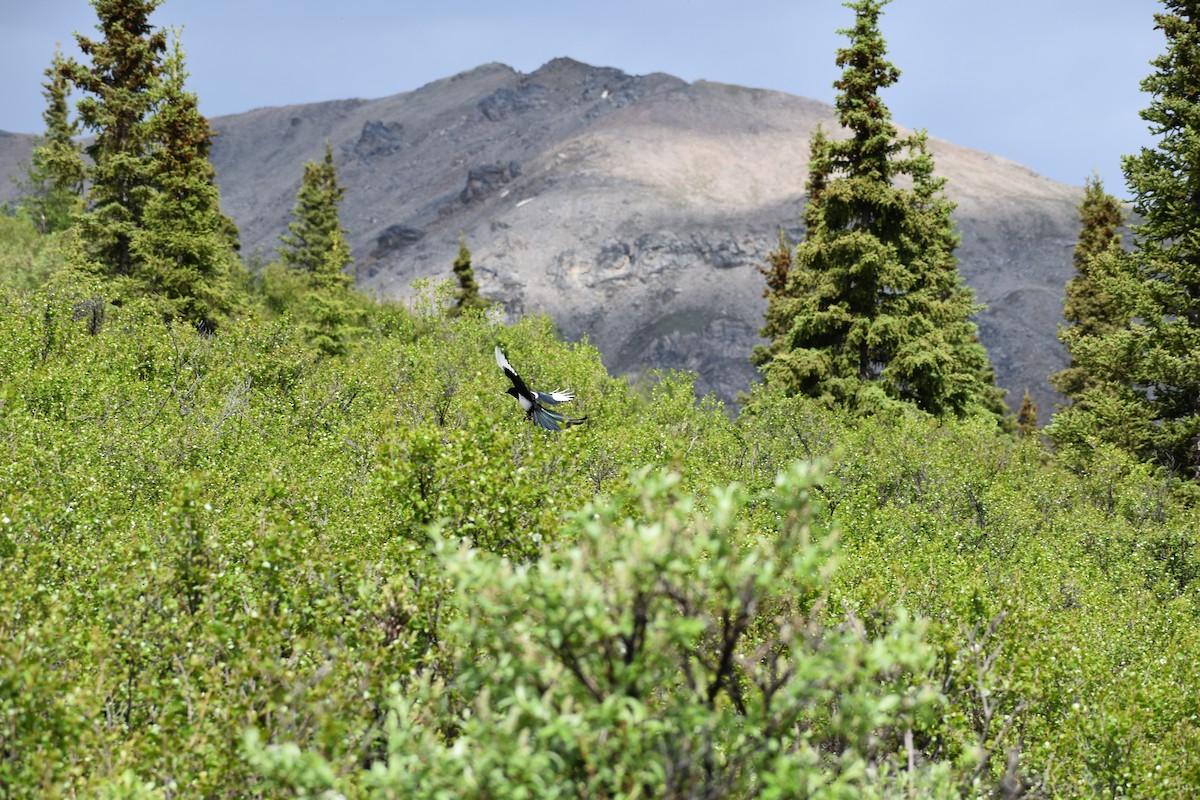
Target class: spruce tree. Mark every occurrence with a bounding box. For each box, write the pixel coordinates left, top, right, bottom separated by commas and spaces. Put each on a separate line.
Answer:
18, 48, 86, 234
1050, 174, 1126, 401
62, 6, 245, 330
753, 0, 1002, 419
1017, 389, 1039, 438
1048, 1, 1200, 478
64, 0, 167, 277
450, 234, 489, 315
300, 251, 358, 356
132, 35, 244, 330
279, 142, 352, 279
278, 143, 360, 354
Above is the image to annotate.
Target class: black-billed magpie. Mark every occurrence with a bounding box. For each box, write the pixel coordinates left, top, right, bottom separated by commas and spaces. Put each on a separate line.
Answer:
495, 345, 587, 431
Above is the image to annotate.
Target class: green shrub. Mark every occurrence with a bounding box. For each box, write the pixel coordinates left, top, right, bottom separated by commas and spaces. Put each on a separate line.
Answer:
0, 274, 1197, 796
248, 462, 958, 799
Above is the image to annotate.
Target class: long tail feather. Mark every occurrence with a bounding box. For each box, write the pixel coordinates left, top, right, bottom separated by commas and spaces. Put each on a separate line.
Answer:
532, 406, 587, 432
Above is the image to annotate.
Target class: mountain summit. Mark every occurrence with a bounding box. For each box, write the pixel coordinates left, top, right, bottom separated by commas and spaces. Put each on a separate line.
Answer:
0, 59, 1084, 409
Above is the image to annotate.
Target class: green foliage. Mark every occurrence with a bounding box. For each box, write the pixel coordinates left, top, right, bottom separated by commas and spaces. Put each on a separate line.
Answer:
273, 142, 361, 354
13, 47, 86, 235
1050, 3, 1200, 479
0, 277, 729, 796
63, 0, 167, 278
0, 264, 1198, 797
249, 463, 956, 799
449, 234, 490, 315
3, 4, 1200, 796
1065, 174, 1127, 339
753, 0, 1003, 422
279, 142, 352, 279
755, 229, 794, 344
60, 3, 247, 331
741, 384, 1200, 796
130, 35, 246, 331
1051, 174, 1127, 401
0, 215, 72, 291
1016, 389, 1038, 437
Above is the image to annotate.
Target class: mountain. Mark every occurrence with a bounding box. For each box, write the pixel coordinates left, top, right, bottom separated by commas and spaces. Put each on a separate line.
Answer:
0, 58, 1085, 412
0, 130, 36, 195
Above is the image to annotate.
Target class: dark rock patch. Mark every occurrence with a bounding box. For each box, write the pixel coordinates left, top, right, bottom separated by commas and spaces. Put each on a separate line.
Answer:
372, 224, 424, 258
461, 161, 522, 203
354, 120, 405, 162
478, 84, 548, 122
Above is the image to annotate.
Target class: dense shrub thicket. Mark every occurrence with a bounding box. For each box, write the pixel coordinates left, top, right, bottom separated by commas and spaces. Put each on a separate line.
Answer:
0, 278, 1197, 798
3, 0, 1199, 796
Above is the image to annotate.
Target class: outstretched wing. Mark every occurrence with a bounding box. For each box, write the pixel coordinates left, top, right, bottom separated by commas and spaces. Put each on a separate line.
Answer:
495, 346, 532, 396
536, 388, 575, 405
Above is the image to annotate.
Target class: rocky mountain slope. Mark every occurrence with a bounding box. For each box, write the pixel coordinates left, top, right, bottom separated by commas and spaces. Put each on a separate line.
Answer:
0, 58, 1086, 412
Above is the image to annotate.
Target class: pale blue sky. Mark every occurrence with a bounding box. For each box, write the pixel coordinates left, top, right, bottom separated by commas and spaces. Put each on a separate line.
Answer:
3, 1, 1163, 199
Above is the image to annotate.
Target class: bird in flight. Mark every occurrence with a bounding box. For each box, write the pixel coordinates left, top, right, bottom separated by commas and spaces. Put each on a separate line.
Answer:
495, 345, 587, 431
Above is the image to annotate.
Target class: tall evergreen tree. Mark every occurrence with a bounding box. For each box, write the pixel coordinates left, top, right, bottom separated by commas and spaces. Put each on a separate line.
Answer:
1050, 174, 1127, 401
18, 48, 86, 234
132, 34, 244, 330
752, 0, 1002, 420
1016, 389, 1039, 438
62, 5, 245, 330
278, 143, 360, 354
64, 0, 167, 277
1048, 1, 1200, 478
450, 234, 489, 315
279, 142, 352, 280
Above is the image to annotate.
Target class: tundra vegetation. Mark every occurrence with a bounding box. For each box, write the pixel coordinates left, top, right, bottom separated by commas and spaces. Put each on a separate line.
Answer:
1, 0, 1198, 798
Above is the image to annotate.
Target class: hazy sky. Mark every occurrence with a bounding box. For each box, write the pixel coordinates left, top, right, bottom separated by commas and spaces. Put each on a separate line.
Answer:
2, 1, 1165, 199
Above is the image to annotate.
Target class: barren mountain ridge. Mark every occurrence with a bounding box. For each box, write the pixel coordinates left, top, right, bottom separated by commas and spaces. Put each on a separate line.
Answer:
0, 58, 1087, 412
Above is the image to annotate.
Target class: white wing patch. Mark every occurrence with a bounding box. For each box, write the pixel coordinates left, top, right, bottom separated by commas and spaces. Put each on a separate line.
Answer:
495, 345, 513, 372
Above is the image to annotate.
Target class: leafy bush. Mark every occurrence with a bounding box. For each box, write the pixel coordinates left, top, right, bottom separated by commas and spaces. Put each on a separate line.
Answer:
0, 215, 70, 291
0, 275, 1197, 797
248, 462, 957, 799
742, 385, 1200, 796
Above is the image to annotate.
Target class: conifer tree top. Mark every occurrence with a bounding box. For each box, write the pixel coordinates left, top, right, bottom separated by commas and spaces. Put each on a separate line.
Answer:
753, 0, 1002, 421
279, 141, 352, 278
1049, 1, 1200, 478
834, 0, 900, 173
